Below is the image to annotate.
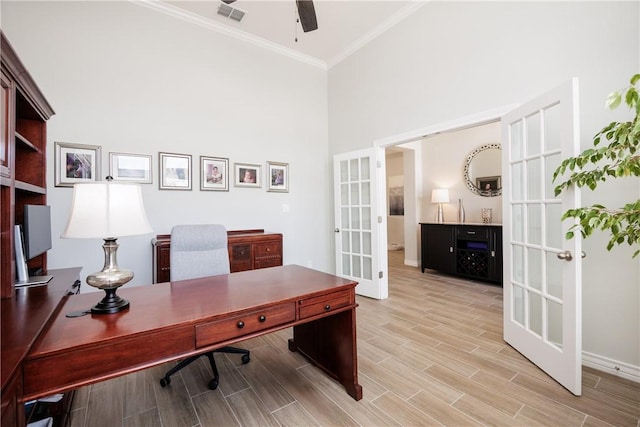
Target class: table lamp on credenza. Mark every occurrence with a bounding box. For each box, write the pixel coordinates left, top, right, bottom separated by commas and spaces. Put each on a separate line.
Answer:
61, 178, 153, 314
431, 188, 450, 223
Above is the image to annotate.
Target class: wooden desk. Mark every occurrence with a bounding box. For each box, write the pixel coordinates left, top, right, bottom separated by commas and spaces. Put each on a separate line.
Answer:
23, 265, 363, 405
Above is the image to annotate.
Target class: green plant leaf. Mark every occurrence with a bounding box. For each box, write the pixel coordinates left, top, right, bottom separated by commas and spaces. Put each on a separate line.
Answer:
606, 91, 622, 109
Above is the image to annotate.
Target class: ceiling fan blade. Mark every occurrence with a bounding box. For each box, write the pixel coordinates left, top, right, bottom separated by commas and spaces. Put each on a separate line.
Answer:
296, 0, 318, 32
221, 0, 236, 4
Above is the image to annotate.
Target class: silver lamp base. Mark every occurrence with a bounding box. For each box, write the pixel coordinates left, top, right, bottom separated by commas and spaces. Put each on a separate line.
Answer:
87, 238, 133, 314
435, 203, 444, 223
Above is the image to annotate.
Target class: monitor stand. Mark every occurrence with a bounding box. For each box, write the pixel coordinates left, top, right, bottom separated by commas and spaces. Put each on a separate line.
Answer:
15, 275, 53, 288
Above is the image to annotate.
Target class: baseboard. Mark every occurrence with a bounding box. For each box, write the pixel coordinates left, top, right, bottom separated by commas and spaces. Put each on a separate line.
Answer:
583, 351, 640, 383
404, 258, 419, 267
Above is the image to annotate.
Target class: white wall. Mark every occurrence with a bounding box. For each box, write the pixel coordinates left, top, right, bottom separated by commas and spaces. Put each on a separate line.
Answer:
419, 122, 502, 224
328, 2, 639, 373
1, 1, 331, 289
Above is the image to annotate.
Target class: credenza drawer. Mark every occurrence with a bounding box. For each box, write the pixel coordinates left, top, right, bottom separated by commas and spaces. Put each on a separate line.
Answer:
298, 290, 352, 320
195, 303, 295, 347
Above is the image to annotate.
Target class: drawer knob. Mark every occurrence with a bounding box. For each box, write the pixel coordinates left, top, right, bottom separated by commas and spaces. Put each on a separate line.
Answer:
259, 315, 266, 322
266, 248, 270, 252
237, 321, 245, 329
324, 304, 331, 311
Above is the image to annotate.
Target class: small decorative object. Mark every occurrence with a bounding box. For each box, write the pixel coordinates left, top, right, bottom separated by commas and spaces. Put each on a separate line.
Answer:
159, 152, 192, 190
234, 163, 261, 188
200, 156, 229, 191
109, 152, 152, 183
482, 208, 493, 224
458, 198, 465, 223
61, 178, 153, 314
267, 161, 289, 193
55, 141, 102, 187
431, 189, 449, 223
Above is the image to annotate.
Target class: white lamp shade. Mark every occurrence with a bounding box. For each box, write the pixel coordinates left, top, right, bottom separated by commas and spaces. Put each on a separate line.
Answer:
431, 188, 450, 204
62, 182, 153, 239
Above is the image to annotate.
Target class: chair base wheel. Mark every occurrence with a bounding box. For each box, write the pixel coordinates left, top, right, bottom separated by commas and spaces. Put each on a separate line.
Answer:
241, 354, 250, 364
208, 378, 219, 390
160, 376, 171, 387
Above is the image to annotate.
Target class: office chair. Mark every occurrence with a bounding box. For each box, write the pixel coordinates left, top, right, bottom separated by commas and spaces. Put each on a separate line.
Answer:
159, 224, 250, 390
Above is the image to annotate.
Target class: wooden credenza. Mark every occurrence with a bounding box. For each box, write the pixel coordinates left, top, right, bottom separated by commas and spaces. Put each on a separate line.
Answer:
152, 229, 282, 283
420, 222, 502, 284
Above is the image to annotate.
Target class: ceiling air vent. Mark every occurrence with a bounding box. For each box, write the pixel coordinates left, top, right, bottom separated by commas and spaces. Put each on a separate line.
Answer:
217, 2, 246, 22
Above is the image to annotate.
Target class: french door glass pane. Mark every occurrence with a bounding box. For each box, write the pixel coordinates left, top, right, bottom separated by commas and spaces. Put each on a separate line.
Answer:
350, 159, 359, 181
544, 153, 562, 199
341, 183, 349, 205
528, 248, 542, 291
341, 232, 350, 252
363, 256, 372, 280
546, 203, 563, 249
512, 204, 524, 242
527, 204, 541, 245
351, 183, 360, 205
351, 207, 360, 229
529, 291, 542, 336
526, 112, 541, 156
362, 207, 371, 230
510, 120, 524, 161
363, 232, 372, 255
546, 252, 562, 299
342, 254, 350, 276
513, 284, 525, 325
341, 207, 349, 231
513, 244, 524, 284
512, 162, 524, 200
351, 231, 361, 254
360, 158, 370, 180
352, 255, 361, 277
361, 182, 371, 204
527, 157, 541, 200
547, 299, 563, 349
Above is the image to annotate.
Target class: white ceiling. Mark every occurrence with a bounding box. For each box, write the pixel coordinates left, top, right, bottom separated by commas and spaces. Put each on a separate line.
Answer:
143, 0, 424, 68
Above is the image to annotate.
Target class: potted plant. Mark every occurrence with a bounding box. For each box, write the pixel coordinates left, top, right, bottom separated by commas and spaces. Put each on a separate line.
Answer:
553, 74, 639, 257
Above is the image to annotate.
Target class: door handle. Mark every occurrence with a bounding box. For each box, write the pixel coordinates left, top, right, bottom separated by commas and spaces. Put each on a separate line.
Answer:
557, 251, 573, 261
334, 228, 340, 233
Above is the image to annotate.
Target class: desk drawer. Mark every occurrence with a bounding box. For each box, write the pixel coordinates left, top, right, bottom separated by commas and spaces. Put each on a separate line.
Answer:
298, 289, 352, 320
196, 303, 295, 347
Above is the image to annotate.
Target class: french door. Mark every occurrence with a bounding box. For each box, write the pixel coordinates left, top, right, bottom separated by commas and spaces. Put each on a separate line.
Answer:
502, 79, 583, 395
333, 148, 388, 299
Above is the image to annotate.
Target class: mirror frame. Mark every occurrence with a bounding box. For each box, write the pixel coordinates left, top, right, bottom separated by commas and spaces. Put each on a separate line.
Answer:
463, 143, 502, 197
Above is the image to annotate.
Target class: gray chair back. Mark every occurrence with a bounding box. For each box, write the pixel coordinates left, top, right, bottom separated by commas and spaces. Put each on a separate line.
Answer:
170, 224, 230, 281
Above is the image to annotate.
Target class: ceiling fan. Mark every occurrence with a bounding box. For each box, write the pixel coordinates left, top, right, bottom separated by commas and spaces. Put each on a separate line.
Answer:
221, 0, 318, 32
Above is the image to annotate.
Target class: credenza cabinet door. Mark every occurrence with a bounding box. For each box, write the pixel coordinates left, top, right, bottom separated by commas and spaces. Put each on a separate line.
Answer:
421, 224, 456, 274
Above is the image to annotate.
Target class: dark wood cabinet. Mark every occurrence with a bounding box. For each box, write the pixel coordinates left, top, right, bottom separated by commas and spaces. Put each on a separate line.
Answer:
420, 223, 502, 284
0, 32, 55, 299
152, 229, 283, 283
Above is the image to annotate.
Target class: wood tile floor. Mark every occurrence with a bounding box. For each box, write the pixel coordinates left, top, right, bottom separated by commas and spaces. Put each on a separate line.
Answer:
68, 251, 640, 426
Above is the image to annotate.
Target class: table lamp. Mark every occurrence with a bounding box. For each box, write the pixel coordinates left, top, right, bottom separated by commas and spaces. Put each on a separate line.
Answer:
61, 178, 153, 314
431, 188, 449, 223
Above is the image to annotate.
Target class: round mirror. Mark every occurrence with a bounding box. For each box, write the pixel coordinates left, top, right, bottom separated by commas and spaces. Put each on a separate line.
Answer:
463, 143, 502, 197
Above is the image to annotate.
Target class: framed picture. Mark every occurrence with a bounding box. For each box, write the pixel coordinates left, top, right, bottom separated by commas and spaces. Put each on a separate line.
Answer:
476, 175, 501, 193
159, 152, 191, 190
55, 141, 101, 187
200, 156, 229, 191
267, 161, 289, 193
109, 152, 152, 183
234, 163, 261, 188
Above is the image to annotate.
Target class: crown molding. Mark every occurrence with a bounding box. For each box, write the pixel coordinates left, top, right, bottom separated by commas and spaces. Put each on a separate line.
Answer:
129, 0, 327, 70
327, 1, 426, 69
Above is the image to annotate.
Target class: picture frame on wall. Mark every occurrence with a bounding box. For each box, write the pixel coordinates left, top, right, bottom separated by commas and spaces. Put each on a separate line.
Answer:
267, 161, 289, 193
109, 152, 152, 183
159, 152, 191, 190
200, 156, 229, 191
234, 163, 261, 188
55, 141, 102, 187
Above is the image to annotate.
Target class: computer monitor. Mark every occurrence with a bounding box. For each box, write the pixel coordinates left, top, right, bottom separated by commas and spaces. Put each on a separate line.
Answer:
15, 205, 53, 287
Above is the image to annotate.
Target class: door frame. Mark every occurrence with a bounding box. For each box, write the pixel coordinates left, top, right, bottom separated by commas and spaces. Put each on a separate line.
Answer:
374, 104, 518, 263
